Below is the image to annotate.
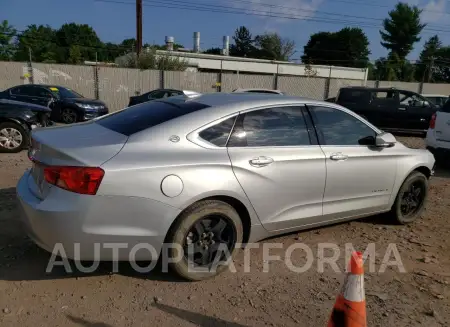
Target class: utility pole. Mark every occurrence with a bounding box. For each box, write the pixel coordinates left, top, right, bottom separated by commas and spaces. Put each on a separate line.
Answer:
28, 47, 34, 84
136, 0, 143, 58
427, 57, 435, 83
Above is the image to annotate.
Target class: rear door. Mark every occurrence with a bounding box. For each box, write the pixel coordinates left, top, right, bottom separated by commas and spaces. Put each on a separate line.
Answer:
226, 105, 326, 232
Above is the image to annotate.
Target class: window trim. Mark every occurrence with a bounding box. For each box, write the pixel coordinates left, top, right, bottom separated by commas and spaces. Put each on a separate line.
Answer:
226, 104, 317, 149
305, 103, 381, 148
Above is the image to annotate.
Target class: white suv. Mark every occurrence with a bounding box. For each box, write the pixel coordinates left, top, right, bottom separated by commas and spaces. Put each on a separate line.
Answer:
426, 100, 450, 154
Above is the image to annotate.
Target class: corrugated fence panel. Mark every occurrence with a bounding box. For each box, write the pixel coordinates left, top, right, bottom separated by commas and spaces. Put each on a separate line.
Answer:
278, 76, 327, 99
366, 80, 377, 88
222, 73, 274, 92
32, 63, 95, 98
98, 67, 140, 112
0, 61, 27, 90
140, 69, 161, 94
164, 71, 218, 93
421, 83, 450, 95
328, 78, 364, 98
378, 81, 420, 93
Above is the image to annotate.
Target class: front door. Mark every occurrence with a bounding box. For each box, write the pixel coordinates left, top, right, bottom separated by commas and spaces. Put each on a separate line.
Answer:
398, 91, 434, 130
307, 105, 397, 221
226, 105, 326, 232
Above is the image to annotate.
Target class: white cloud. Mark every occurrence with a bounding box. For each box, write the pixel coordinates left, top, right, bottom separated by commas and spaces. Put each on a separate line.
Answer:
227, 0, 324, 24
421, 0, 446, 24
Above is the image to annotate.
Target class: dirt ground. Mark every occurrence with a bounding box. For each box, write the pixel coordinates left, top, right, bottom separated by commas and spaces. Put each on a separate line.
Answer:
0, 136, 449, 327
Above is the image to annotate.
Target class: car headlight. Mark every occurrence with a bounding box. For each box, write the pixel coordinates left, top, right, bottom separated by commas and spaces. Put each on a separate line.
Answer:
76, 103, 103, 110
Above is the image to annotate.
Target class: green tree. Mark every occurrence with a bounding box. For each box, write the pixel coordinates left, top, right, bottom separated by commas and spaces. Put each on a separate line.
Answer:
254, 32, 295, 61
229, 26, 256, 58
0, 20, 16, 60
380, 3, 425, 60
117, 47, 188, 71
15, 25, 57, 62
203, 47, 222, 55
302, 28, 370, 68
432, 47, 450, 83
415, 35, 442, 82
68, 45, 82, 64
55, 23, 103, 63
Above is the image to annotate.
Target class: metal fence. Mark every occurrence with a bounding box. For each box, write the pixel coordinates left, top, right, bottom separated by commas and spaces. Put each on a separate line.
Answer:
1, 61, 450, 112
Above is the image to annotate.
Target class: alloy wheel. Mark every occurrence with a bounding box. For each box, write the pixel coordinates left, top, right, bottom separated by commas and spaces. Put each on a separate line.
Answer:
400, 181, 426, 218
0, 127, 23, 150
61, 109, 77, 124
184, 215, 237, 268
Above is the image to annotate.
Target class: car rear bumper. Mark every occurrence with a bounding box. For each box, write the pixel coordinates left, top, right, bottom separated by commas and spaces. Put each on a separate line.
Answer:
16, 170, 181, 261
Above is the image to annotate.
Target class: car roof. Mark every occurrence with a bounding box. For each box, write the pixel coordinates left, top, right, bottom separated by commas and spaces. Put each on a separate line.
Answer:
422, 94, 448, 97
233, 88, 283, 93
170, 92, 314, 107
340, 86, 416, 92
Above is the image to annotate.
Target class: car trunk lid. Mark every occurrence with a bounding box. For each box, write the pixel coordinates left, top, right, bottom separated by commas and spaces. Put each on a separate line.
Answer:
28, 122, 128, 199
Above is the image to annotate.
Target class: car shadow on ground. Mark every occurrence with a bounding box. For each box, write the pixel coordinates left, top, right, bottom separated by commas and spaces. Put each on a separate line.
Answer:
65, 304, 249, 327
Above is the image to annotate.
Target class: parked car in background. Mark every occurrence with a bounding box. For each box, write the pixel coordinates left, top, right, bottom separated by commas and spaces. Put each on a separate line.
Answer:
335, 86, 437, 134
0, 84, 109, 124
232, 88, 285, 95
18, 93, 434, 281
0, 98, 52, 152
426, 99, 450, 155
421, 94, 449, 108
325, 97, 336, 103
128, 89, 200, 106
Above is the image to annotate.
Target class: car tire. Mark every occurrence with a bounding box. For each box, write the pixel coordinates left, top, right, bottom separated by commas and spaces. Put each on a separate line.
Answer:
0, 122, 28, 153
390, 171, 428, 224
165, 200, 243, 281
61, 108, 78, 124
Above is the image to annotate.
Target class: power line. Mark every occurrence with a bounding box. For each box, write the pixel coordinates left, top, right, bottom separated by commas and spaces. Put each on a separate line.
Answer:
91, 0, 450, 34
143, 0, 450, 30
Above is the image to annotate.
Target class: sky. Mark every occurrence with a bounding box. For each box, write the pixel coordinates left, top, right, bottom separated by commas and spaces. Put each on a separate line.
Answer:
2, 0, 450, 62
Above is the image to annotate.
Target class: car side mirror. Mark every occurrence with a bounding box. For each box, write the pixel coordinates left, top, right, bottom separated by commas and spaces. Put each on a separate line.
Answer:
423, 101, 430, 107
375, 132, 396, 148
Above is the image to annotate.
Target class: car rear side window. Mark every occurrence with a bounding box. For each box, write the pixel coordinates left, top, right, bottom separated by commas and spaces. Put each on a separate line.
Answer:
199, 117, 236, 147
228, 106, 311, 147
96, 100, 210, 136
338, 89, 366, 102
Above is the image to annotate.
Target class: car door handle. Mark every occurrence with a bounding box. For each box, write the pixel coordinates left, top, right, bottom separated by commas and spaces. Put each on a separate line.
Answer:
398, 107, 407, 111
31, 98, 38, 101
330, 153, 348, 161
249, 156, 274, 167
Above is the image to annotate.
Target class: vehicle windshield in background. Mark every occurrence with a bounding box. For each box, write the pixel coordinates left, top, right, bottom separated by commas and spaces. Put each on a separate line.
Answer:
51, 87, 83, 99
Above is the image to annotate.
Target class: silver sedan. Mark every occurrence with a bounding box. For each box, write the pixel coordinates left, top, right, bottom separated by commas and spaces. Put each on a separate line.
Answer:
16, 93, 435, 280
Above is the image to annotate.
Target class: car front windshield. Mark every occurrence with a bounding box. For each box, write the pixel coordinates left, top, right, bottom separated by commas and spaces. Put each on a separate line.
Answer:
51, 87, 83, 99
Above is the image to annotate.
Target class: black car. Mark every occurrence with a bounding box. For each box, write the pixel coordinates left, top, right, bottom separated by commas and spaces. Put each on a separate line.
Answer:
0, 98, 52, 153
0, 84, 109, 124
128, 89, 198, 106
335, 87, 437, 134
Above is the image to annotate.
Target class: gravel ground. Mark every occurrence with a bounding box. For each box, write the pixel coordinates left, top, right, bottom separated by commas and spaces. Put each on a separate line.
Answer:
0, 136, 449, 327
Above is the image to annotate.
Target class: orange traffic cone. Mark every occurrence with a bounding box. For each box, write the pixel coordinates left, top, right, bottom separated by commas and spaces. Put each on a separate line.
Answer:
327, 251, 366, 327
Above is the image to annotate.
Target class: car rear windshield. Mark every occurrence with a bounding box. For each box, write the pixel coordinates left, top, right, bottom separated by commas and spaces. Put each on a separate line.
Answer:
96, 100, 210, 136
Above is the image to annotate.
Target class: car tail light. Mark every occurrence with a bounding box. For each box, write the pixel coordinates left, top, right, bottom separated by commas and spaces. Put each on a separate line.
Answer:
430, 113, 437, 129
44, 166, 104, 195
